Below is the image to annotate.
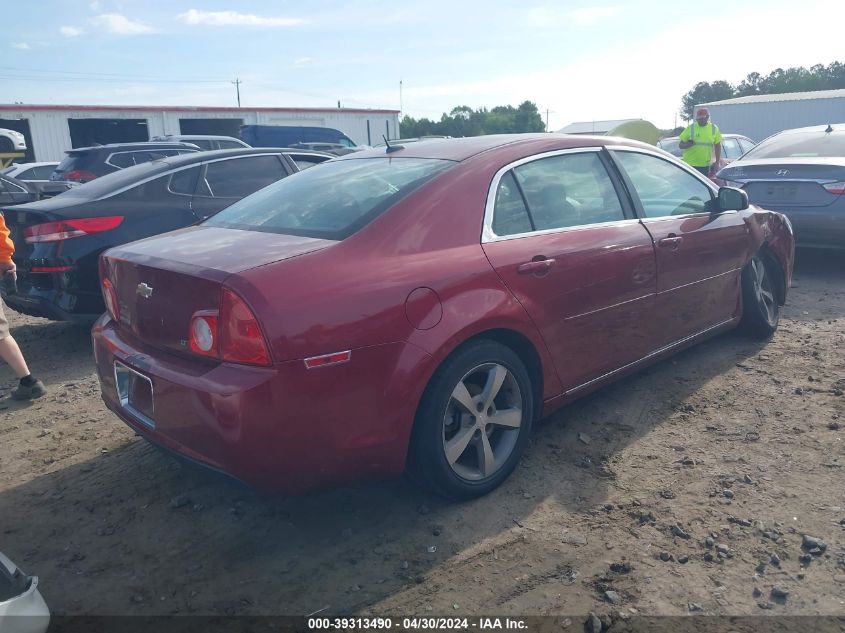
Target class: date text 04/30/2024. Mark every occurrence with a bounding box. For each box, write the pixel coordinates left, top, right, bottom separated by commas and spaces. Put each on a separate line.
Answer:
307, 617, 528, 630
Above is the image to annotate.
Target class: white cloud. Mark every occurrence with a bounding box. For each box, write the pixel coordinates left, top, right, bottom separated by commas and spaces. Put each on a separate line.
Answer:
11, 42, 31, 50
177, 9, 306, 27
294, 57, 313, 66
92, 13, 155, 35
60, 25, 84, 37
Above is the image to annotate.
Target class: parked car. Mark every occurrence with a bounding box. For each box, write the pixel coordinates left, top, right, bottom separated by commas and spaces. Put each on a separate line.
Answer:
717, 123, 845, 248
240, 124, 358, 149
288, 142, 359, 156
0, 550, 50, 633
149, 134, 250, 150
374, 135, 452, 147
2, 162, 74, 199
0, 128, 26, 153
49, 142, 200, 184
2, 148, 333, 321
657, 133, 755, 161
2, 162, 59, 182
92, 135, 794, 499
0, 174, 38, 207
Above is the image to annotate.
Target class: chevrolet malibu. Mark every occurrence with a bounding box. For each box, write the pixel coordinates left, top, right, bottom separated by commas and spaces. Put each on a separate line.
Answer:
92, 135, 794, 499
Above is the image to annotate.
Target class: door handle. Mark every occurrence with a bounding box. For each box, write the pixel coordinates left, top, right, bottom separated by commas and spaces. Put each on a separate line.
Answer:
657, 236, 683, 249
517, 258, 555, 275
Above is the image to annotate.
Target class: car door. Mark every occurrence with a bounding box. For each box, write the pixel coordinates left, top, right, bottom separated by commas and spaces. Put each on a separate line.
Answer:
190, 154, 292, 220
608, 148, 748, 346
482, 148, 658, 391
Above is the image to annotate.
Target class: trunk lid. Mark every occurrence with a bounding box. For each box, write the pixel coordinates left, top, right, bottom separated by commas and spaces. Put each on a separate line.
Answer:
102, 226, 335, 356
719, 158, 845, 208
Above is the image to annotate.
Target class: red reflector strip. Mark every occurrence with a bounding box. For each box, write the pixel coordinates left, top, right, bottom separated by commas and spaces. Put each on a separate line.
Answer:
31, 266, 73, 273
304, 350, 351, 369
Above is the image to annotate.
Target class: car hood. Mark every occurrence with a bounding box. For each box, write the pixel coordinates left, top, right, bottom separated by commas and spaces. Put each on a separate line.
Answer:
105, 226, 336, 275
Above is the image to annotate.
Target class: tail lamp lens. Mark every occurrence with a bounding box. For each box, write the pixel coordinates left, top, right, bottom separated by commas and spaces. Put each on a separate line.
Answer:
189, 311, 219, 358
102, 278, 119, 322
24, 216, 123, 243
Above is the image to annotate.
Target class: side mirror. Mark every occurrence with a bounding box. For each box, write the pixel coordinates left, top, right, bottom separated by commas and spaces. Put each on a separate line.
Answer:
717, 186, 749, 212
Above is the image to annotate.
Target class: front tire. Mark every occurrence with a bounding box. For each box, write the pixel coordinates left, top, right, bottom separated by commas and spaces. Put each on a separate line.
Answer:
407, 340, 534, 500
0, 137, 14, 153
740, 252, 780, 338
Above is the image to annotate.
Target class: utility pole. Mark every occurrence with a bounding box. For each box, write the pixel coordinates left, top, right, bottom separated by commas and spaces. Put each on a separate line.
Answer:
231, 78, 242, 107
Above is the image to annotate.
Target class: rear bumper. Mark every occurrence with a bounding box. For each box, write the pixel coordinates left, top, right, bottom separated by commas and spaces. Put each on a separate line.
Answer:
92, 316, 434, 493
0, 287, 101, 323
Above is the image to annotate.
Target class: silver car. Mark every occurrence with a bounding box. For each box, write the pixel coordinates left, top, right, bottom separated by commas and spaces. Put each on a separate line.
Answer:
717, 124, 845, 248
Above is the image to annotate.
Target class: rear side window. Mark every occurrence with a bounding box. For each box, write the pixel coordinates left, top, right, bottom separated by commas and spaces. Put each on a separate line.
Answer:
107, 152, 135, 168
744, 131, 845, 158
218, 140, 245, 149
722, 138, 743, 159
168, 165, 201, 195
205, 157, 454, 239
290, 153, 331, 170
492, 172, 533, 236
202, 155, 286, 198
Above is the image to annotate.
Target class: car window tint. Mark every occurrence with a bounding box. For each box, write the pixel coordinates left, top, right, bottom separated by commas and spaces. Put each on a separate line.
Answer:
15, 168, 36, 180
169, 165, 201, 195
205, 157, 453, 240
722, 138, 743, 159
492, 171, 533, 236
32, 165, 55, 179
744, 131, 845, 158
107, 152, 135, 168
509, 152, 625, 231
1, 177, 27, 194
218, 140, 244, 149
614, 151, 713, 217
204, 155, 286, 198
291, 154, 330, 170
190, 139, 214, 150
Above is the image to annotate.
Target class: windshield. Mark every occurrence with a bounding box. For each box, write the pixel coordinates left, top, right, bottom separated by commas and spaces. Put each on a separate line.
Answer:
205, 157, 454, 240
657, 138, 682, 157
743, 130, 845, 159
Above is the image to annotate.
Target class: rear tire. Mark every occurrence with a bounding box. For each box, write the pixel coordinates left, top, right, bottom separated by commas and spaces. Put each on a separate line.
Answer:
407, 340, 534, 500
740, 252, 780, 338
0, 138, 13, 153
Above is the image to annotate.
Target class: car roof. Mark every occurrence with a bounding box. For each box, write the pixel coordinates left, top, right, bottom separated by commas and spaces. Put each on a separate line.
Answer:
17, 148, 330, 210
153, 134, 244, 141
768, 123, 845, 136
66, 141, 199, 154
335, 133, 654, 162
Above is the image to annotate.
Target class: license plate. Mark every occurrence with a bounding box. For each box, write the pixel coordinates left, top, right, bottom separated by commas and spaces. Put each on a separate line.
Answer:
114, 361, 155, 428
766, 184, 796, 199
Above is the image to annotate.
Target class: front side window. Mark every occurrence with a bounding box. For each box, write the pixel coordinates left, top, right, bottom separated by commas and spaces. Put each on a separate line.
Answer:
613, 151, 713, 217
202, 155, 286, 198
205, 157, 453, 239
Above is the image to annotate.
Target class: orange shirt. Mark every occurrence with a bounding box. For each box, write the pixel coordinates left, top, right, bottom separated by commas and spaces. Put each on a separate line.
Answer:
0, 214, 14, 264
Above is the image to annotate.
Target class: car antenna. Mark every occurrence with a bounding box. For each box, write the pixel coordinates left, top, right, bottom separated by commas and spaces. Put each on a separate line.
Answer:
825, 124, 834, 133
382, 134, 404, 153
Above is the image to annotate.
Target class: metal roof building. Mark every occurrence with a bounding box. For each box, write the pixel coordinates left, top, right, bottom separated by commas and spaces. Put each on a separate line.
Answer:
699, 88, 845, 142
557, 119, 640, 134
0, 104, 400, 162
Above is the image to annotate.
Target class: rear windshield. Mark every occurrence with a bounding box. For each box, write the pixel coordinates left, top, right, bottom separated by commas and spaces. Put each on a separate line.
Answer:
743, 131, 845, 159
54, 153, 97, 175
204, 157, 454, 240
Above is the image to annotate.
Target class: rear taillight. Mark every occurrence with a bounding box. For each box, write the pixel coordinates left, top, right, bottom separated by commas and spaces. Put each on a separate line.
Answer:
189, 310, 219, 358
102, 278, 119, 322
822, 181, 845, 195
24, 216, 123, 243
187, 290, 270, 365
221, 289, 270, 365
62, 169, 98, 183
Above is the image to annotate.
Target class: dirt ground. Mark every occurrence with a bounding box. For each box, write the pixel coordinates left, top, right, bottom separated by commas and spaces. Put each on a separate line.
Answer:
1, 249, 843, 623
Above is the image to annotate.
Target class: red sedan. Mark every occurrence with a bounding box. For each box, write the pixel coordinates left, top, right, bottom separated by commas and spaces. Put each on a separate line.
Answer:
92, 135, 794, 499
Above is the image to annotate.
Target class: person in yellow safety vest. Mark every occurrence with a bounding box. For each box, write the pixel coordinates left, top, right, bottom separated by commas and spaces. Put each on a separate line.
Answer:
678, 106, 723, 177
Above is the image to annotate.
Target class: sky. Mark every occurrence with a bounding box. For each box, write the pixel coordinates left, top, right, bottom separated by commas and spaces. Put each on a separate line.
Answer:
4, 0, 845, 131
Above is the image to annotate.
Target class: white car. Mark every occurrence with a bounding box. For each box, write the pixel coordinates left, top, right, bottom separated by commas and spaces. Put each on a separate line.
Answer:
0, 129, 26, 153
1, 163, 58, 183
0, 551, 50, 633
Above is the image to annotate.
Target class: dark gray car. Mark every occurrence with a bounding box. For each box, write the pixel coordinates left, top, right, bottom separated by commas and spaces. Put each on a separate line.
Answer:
717, 124, 845, 248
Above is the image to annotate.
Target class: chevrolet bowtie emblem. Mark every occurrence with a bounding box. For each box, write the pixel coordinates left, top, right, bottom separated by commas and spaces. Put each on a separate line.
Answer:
136, 283, 154, 299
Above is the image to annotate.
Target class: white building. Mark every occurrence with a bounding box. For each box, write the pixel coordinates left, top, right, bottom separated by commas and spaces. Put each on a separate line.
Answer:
699, 88, 845, 143
0, 104, 401, 162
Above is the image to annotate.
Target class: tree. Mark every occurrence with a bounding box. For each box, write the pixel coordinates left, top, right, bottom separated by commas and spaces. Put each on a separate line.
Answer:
399, 101, 545, 138
680, 80, 736, 121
